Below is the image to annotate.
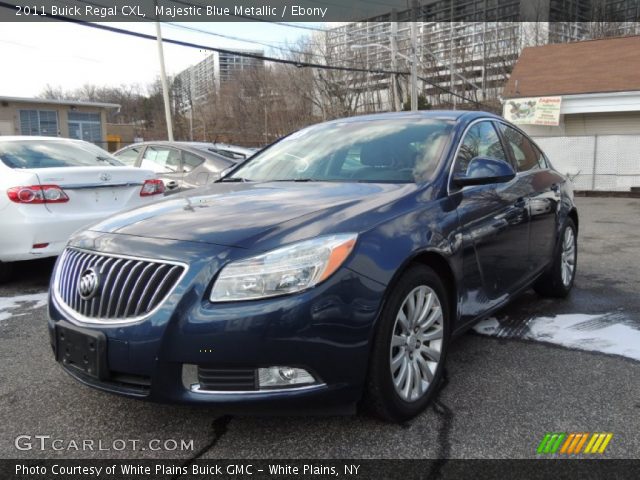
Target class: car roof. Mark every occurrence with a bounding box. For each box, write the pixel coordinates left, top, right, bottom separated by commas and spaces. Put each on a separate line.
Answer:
186, 142, 255, 153
118, 141, 234, 163
0, 136, 87, 142
318, 110, 502, 126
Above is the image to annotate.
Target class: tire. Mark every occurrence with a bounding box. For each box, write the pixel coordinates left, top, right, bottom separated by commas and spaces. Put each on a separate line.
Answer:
533, 218, 577, 298
365, 265, 451, 422
0, 261, 13, 284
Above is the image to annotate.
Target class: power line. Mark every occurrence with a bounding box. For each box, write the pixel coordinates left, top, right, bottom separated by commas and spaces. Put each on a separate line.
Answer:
0, 2, 409, 77
168, 0, 328, 31
66, 0, 327, 59
164, 22, 326, 60
0, 2, 490, 108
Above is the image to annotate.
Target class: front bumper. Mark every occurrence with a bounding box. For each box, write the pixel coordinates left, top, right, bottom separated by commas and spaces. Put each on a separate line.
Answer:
47, 234, 386, 411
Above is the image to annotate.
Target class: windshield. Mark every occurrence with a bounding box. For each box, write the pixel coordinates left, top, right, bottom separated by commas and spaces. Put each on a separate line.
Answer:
0, 140, 123, 169
229, 118, 453, 183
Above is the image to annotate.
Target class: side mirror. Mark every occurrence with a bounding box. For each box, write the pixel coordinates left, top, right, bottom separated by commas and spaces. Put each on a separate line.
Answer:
453, 156, 516, 187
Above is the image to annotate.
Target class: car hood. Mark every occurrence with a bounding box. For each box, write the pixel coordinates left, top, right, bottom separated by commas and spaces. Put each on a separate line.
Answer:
89, 181, 417, 250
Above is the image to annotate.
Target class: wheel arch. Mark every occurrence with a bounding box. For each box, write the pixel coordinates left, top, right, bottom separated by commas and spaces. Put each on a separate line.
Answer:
410, 251, 457, 323
376, 249, 458, 331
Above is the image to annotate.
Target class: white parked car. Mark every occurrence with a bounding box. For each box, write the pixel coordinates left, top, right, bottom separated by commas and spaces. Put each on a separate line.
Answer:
0, 137, 164, 281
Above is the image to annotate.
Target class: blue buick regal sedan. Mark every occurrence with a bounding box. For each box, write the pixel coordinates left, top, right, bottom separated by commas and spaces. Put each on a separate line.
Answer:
48, 111, 578, 421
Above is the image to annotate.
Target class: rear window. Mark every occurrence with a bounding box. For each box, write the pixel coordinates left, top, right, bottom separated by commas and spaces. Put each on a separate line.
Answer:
0, 140, 122, 169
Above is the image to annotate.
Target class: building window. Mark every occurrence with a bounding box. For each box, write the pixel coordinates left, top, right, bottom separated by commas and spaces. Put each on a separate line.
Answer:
19, 110, 59, 136
68, 111, 102, 145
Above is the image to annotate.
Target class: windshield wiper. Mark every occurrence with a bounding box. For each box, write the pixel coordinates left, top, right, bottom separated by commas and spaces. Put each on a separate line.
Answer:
269, 178, 315, 182
219, 177, 251, 182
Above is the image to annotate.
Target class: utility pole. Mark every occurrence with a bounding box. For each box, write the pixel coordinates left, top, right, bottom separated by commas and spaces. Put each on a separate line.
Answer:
155, 18, 174, 141
264, 103, 268, 144
449, 1, 456, 110
410, 1, 418, 111
390, 17, 401, 112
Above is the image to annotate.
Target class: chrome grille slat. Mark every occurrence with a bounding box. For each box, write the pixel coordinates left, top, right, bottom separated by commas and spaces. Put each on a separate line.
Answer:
106, 260, 134, 318
147, 265, 181, 311
90, 257, 111, 317
124, 263, 155, 318
76, 253, 95, 314
99, 258, 124, 317
53, 248, 186, 323
115, 261, 145, 318
72, 253, 91, 312
59, 250, 73, 302
63, 250, 83, 305
136, 264, 170, 316
85, 256, 106, 316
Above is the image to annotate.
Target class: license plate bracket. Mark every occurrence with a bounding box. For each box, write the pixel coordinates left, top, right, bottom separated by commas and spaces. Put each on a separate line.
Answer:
55, 322, 108, 380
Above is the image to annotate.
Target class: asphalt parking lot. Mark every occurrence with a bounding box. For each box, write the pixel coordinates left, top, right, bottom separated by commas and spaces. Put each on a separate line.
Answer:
1, 197, 638, 461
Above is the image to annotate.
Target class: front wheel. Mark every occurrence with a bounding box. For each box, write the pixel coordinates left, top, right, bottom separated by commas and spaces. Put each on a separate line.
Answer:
365, 265, 450, 422
534, 218, 577, 298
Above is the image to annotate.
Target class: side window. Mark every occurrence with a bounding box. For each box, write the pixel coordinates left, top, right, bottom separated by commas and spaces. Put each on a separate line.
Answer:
532, 144, 549, 169
498, 125, 541, 172
183, 152, 205, 173
140, 147, 181, 173
114, 147, 141, 166
454, 121, 507, 177
340, 146, 363, 173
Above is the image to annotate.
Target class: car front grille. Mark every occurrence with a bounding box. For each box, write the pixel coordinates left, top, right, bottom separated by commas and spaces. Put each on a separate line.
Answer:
55, 247, 186, 322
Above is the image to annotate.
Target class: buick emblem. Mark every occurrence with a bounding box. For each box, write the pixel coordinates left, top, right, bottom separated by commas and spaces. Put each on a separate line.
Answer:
77, 268, 100, 300
99, 173, 112, 181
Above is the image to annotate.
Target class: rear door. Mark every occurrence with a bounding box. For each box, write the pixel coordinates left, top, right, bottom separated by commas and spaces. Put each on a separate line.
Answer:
451, 120, 530, 320
113, 145, 144, 166
496, 123, 560, 274
182, 151, 233, 189
139, 145, 183, 193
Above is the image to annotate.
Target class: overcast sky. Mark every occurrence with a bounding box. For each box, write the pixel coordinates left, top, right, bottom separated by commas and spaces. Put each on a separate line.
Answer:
0, 22, 322, 97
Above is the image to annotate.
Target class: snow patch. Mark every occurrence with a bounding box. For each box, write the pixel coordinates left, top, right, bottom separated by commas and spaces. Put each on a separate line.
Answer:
473, 313, 640, 362
0, 293, 48, 322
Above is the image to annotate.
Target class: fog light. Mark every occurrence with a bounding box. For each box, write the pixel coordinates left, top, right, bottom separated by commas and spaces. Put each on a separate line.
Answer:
258, 366, 315, 388
182, 364, 198, 389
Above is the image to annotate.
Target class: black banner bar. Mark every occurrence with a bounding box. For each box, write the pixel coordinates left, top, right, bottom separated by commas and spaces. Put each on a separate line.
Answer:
3, 459, 640, 480
1, 0, 639, 22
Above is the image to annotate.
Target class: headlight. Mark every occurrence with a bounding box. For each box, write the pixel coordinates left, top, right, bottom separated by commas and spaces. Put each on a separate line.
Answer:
210, 234, 358, 302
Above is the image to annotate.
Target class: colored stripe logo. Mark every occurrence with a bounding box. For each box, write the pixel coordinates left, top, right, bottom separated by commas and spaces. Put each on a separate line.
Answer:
537, 433, 613, 454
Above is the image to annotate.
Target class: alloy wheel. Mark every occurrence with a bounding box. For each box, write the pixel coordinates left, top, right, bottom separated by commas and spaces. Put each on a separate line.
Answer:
561, 227, 576, 287
389, 285, 444, 402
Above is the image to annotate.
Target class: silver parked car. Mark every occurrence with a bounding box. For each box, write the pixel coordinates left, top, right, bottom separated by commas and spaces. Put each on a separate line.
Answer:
186, 142, 258, 161
114, 141, 236, 194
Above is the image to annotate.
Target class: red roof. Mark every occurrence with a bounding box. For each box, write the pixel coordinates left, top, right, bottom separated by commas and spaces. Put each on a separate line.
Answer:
503, 35, 640, 98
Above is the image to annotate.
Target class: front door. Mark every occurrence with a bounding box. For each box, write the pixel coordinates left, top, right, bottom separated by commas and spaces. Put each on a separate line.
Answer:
451, 120, 531, 321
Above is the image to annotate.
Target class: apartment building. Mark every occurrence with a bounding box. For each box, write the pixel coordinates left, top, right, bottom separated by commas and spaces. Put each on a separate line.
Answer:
324, 0, 640, 110
175, 49, 264, 104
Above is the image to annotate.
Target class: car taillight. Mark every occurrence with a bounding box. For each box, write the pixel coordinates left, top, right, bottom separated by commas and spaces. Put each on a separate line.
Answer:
7, 185, 69, 204
140, 179, 165, 197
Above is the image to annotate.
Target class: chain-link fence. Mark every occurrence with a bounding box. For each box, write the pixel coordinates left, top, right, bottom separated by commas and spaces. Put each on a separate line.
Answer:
533, 135, 640, 191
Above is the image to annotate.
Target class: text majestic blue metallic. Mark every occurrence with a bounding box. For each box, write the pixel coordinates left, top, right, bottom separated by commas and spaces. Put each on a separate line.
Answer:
48, 111, 578, 421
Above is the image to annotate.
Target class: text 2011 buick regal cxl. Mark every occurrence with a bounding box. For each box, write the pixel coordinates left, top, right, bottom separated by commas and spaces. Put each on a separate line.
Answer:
48, 111, 578, 421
